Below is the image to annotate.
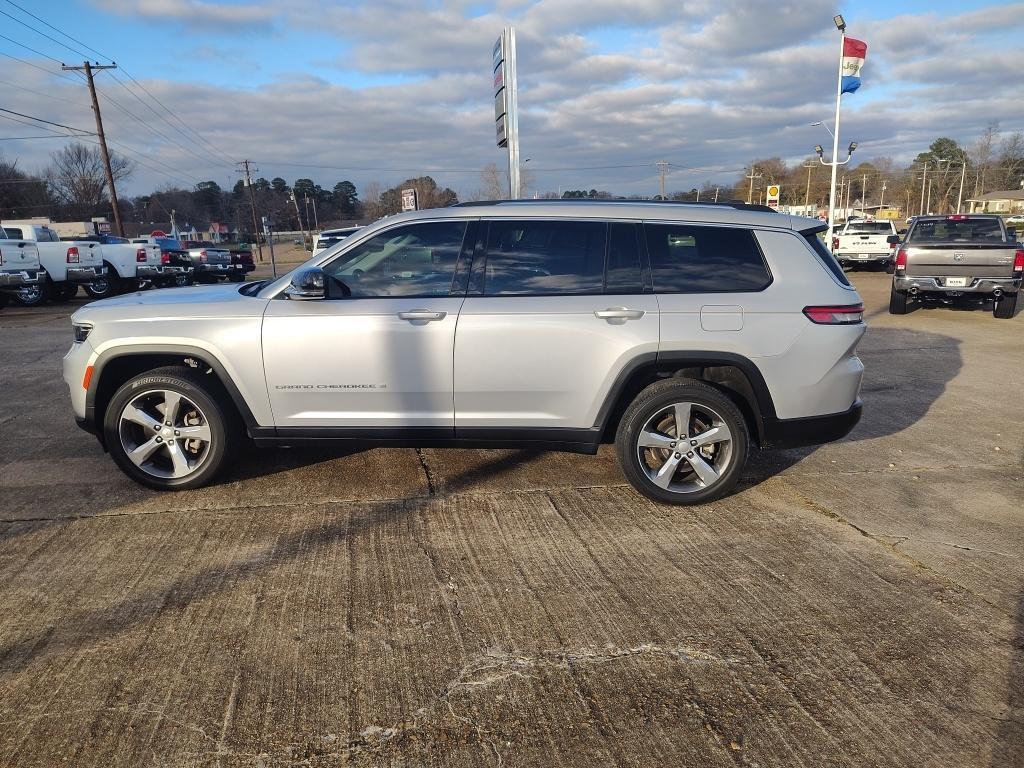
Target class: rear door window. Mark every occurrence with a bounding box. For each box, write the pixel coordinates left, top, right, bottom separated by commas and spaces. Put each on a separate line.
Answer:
483, 219, 606, 295
605, 222, 644, 294
644, 223, 772, 293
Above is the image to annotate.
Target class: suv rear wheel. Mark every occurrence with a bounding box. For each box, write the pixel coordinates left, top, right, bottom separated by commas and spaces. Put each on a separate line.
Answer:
616, 379, 748, 505
104, 366, 238, 490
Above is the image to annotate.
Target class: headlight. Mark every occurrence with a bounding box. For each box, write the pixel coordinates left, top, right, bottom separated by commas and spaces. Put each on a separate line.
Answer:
73, 323, 92, 343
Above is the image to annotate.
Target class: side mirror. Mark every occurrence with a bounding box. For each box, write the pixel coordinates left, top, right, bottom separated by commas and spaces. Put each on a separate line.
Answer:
284, 267, 325, 301
886, 234, 901, 245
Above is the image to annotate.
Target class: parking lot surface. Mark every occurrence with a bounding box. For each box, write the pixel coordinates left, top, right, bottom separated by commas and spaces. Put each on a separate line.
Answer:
0, 272, 1021, 767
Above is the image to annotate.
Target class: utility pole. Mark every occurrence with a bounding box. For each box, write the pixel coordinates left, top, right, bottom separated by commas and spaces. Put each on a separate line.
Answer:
879, 181, 887, 210
657, 161, 669, 200
62, 61, 124, 237
803, 161, 815, 211
919, 163, 928, 217
288, 191, 309, 245
169, 208, 177, 240
714, 187, 720, 202
926, 177, 933, 215
861, 173, 867, 217
304, 194, 311, 234
956, 161, 967, 214
745, 166, 762, 205
236, 160, 264, 263
310, 195, 319, 231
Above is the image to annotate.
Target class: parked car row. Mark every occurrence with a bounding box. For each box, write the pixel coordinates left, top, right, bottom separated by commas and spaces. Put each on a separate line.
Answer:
0, 224, 255, 307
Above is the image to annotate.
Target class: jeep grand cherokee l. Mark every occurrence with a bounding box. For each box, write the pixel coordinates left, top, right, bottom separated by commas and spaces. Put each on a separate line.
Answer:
64, 200, 865, 504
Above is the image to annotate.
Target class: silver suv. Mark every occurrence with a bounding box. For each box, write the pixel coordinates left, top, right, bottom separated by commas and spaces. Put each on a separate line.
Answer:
63, 201, 866, 504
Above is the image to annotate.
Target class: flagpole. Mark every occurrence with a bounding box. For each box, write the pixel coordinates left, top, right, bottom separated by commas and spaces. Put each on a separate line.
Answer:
827, 27, 845, 245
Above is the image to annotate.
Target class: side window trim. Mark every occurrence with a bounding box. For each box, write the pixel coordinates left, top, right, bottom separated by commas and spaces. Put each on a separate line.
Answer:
603, 220, 648, 296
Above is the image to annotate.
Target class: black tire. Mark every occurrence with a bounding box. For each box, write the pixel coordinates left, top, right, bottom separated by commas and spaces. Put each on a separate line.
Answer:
0, 292, 8, 309
14, 278, 50, 306
83, 266, 121, 299
889, 284, 909, 315
228, 273, 244, 282
616, 378, 749, 505
173, 273, 193, 287
994, 292, 1018, 319
103, 366, 240, 490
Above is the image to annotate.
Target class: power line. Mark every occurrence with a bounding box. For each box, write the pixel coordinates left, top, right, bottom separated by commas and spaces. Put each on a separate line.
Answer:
1, 0, 111, 62
0, 31, 65, 65
0, 8, 93, 60
0, 106, 93, 135
0, 134, 78, 140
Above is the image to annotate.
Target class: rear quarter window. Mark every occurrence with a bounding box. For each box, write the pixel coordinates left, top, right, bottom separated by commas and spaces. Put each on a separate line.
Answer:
644, 223, 771, 293
803, 231, 851, 286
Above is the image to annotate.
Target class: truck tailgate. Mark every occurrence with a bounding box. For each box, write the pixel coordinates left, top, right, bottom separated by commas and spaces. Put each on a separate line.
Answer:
840, 234, 889, 252
71, 241, 104, 267
0, 240, 40, 270
904, 244, 1018, 278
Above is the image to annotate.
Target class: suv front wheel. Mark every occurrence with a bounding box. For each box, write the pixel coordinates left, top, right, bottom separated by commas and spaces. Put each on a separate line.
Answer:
616, 379, 748, 505
104, 366, 237, 490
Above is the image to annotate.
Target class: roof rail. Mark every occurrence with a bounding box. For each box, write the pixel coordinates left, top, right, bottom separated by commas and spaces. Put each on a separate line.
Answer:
451, 199, 779, 213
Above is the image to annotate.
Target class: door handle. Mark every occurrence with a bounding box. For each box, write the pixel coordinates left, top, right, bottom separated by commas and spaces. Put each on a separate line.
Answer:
594, 307, 645, 320
398, 309, 447, 321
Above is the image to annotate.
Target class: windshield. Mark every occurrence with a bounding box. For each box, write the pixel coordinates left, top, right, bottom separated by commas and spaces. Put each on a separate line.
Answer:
845, 222, 893, 234
908, 218, 1007, 244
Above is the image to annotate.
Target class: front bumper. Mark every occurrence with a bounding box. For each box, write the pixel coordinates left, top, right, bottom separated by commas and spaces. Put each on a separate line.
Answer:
0, 268, 42, 287
894, 275, 1021, 295
761, 400, 863, 450
67, 265, 106, 282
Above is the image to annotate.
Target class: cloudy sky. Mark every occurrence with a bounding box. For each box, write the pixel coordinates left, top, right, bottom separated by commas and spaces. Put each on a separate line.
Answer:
1, 0, 1022, 198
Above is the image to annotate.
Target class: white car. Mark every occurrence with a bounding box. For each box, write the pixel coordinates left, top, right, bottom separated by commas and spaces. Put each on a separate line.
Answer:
312, 226, 361, 256
64, 201, 865, 503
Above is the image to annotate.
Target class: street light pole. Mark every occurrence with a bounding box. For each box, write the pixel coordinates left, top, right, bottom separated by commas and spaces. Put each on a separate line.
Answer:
826, 17, 846, 244
956, 161, 967, 214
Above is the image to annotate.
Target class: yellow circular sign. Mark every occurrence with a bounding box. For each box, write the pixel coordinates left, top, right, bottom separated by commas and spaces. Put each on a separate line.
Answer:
768, 185, 780, 196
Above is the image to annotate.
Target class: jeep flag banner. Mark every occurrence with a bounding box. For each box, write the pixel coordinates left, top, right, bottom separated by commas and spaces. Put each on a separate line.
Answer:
840, 37, 867, 94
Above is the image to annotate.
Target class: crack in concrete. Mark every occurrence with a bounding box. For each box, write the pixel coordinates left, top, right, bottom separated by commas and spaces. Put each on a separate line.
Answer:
778, 477, 1014, 620
414, 447, 439, 496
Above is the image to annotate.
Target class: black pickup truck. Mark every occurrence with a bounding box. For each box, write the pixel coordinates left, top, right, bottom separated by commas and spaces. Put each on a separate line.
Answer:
889, 214, 1022, 319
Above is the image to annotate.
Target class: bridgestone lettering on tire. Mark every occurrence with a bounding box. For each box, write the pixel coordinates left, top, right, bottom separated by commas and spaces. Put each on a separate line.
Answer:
103, 366, 238, 490
616, 379, 749, 505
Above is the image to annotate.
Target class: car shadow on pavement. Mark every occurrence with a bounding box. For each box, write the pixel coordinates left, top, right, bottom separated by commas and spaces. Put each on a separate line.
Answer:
0, 448, 542, 675
741, 325, 962, 487
994, 591, 1024, 767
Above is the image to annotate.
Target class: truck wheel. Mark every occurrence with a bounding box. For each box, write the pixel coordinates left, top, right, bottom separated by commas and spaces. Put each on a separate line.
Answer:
228, 272, 244, 283
104, 366, 239, 490
889, 285, 909, 315
84, 269, 120, 299
994, 292, 1018, 319
14, 279, 50, 307
616, 379, 748, 505
173, 273, 192, 287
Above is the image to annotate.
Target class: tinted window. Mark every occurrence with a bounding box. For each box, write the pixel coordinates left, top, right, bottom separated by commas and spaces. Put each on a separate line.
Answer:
845, 222, 893, 234
645, 224, 771, 293
606, 222, 643, 293
804, 231, 851, 286
484, 219, 605, 295
323, 221, 467, 298
908, 218, 1007, 244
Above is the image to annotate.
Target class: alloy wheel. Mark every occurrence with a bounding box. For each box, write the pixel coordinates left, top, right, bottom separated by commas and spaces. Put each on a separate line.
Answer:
118, 389, 213, 479
635, 401, 734, 493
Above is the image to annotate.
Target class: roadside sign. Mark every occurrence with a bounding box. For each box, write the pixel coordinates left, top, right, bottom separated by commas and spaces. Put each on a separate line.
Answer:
766, 184, 781, 209
496, 115, 508, 147
492, 27, 520, 194
494, 87, 506, 121
401, 188, 418, 212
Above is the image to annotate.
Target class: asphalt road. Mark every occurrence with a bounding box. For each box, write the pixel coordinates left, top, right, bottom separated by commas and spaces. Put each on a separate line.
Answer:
0, 272, 1021, 767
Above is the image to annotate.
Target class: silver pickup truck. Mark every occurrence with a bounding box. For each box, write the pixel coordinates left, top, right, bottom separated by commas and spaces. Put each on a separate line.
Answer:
889, 214, 1022, 319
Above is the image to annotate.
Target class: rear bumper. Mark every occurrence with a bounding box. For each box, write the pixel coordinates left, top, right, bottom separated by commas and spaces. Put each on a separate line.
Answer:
761, 400, 862, 450
837, 252, 891, 263
894, 275, 1021, 294
66, 265, 106, 282
196, 263, 235, 276
0, 268, 42, 287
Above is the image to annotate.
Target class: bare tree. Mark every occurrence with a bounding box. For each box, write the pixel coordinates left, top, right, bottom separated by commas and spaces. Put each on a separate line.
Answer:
360, 181, 384, 221
46, 142, 132, 218
480, 163, 504, 199
970, 122, 999, 196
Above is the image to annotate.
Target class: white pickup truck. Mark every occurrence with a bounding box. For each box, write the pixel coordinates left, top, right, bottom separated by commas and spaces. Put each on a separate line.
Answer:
2, 220, 161, 304
832, 219, 899, 270
0, 227, 43, 308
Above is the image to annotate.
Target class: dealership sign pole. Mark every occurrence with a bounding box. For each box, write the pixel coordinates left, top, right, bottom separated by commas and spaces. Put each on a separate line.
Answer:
493, 27, 520, 199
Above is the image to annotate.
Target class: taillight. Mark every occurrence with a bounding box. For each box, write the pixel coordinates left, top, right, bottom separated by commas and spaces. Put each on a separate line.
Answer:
161, 251, 170, 264
895, 248, 908, 275
136, 248, 147, 263
831, 236, 839, 251
803, 303, 865, 325
1014, 250, 1024, 273
199, 249, 208, 262
66, 246, 80, 263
